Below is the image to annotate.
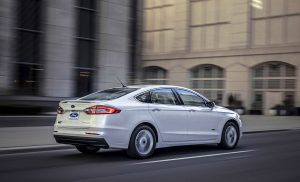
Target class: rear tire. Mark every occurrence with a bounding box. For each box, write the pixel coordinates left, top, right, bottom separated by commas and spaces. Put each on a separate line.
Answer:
75, 145, 100, 154
127, 125, 156, 159
219, 122, 239, 149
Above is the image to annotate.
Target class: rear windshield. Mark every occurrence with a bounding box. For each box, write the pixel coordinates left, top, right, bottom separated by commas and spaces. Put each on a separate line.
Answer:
79, 88, 138, 101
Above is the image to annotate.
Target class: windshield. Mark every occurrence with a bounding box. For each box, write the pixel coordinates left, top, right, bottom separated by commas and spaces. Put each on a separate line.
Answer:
80, 88, 138, 101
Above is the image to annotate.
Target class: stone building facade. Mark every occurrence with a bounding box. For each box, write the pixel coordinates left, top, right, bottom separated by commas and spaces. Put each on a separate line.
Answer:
142, 0, 300, 114
0, 0, 142, 98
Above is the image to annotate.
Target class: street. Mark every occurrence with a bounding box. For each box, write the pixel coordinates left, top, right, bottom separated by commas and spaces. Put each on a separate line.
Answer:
1, 130, 300, 182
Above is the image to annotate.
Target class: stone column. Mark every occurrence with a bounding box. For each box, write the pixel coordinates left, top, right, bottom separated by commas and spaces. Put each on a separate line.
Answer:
225, 62, 250, 109
43, 0, 75, 97
173, 0, 188, 52
96, 0, 130, 90
169, 64, 188, 88
0, 0, 16, 95
230, 0, 250, 48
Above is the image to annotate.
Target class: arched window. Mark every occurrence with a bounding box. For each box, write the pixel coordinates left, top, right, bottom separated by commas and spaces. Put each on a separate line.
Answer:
252, 61, 296, 110
144, 66, 168, 85
190, 64, 225, 104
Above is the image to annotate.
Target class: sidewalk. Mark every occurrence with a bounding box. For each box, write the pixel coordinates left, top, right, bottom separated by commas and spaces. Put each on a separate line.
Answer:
241, 115, 300, 132
0, 115, 300, 152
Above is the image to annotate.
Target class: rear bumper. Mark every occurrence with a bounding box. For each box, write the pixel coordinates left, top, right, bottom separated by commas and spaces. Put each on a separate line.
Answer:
54, 135, 109, 148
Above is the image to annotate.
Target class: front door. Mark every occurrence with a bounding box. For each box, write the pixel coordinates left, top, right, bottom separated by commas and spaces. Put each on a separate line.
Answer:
175, 89, 220, 141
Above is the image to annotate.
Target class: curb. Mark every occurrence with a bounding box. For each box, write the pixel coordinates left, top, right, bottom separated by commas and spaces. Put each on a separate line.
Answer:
0, 144, 73, 155
243, 129, 294, 134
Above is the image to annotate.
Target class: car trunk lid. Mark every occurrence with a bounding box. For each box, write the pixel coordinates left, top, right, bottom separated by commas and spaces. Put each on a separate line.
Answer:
56, 100, 107, 128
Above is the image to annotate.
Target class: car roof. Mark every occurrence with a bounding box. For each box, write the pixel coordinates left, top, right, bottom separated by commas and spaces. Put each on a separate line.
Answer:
112, 85, 200, 95
94, 85, 210, 102
118, 85, 185, 89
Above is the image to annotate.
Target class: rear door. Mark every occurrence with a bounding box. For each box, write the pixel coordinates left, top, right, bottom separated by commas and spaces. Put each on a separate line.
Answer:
148, 88, 188, 142
175, 89, 220, 141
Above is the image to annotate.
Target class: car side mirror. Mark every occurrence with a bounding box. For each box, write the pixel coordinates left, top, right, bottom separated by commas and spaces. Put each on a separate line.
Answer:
206, 101, 215, 108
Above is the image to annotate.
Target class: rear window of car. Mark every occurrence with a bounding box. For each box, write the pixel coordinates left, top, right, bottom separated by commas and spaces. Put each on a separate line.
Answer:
79, 88, 138, 101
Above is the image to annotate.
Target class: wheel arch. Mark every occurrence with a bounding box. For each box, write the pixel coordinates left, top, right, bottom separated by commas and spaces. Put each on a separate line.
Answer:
131, 122, 159, 143
224, 119, 240, 137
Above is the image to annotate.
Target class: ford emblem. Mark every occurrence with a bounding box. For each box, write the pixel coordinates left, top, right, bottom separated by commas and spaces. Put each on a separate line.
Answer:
70, 112, 79, 117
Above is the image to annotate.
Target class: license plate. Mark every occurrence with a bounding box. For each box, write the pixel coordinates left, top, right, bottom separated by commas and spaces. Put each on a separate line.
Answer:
69, 111, 79, 120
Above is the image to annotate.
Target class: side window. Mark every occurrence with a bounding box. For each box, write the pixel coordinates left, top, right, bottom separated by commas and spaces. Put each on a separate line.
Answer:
176, 89, 206, 107
136, 92, 149, 103
150, 88, 179, 105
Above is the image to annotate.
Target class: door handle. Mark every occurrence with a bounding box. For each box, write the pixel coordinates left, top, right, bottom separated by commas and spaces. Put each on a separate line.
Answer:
152, 108, 161, 112
201, 108, 212, 112
188, 109, 196, 112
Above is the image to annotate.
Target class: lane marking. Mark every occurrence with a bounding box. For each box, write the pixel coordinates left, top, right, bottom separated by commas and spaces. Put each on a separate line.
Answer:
224, 155, 251, 160
0, 115, 56, 118
134, 150, 256, 165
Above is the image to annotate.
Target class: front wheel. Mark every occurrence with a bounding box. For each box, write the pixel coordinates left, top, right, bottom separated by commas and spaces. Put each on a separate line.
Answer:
219, 122, 239, 149
75, 145, 100, 154
127, 125, 156, 159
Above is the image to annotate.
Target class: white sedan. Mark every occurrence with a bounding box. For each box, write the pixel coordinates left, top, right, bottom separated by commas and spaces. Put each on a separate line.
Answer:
53, 85, 242, 158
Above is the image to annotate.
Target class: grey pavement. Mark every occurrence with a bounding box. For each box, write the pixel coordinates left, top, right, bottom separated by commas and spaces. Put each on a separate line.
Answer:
242, 115, 300, 132
0, 126, 56, 148
0, 115, 300, 150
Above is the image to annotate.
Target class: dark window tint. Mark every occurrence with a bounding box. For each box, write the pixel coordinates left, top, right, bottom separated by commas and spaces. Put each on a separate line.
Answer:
78, 0, 96, 9
74, 0, 97, 96
15, 0, 42, 95
76, 40, 94, 68
18, 31, 40, 63
150, 89, 178, 105
75, 69, 93, 97
15, 64, 42, 95
78, 10, 96, 38
136, 92, 149, 103
80, 88, 138, 100
18, 0, 42, 30
176, 89, 206, 107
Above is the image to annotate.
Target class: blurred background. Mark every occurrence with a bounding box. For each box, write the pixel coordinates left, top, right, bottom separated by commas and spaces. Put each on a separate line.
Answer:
0, 0, 300, 115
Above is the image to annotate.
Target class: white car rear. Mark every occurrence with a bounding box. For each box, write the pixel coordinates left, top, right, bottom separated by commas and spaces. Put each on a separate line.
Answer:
53, 85, 242, 158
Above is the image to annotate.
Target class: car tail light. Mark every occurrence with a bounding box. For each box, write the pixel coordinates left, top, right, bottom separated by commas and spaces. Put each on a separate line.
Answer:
84, 105, 121, 115
57, 106, 64, 114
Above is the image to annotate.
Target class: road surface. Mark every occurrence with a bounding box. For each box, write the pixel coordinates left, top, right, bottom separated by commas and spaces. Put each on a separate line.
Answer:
0, 130, 299, 182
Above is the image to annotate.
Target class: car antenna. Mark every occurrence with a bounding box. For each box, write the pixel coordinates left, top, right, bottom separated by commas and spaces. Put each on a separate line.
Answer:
116, 77, 127, 87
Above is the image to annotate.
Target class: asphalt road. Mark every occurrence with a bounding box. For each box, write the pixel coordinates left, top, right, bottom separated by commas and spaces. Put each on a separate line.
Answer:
0, 130, 300, 182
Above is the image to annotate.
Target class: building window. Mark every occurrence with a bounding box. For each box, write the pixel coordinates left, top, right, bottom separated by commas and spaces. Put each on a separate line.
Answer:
144, 66, 168, 85
190, 0, 231, 51
14, 0, 43, 95
74, 0, 97, 97
251, 0, 300, 46
190, 64, 224, 104
143, 0, 175, 54
252, 61, 296, 110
